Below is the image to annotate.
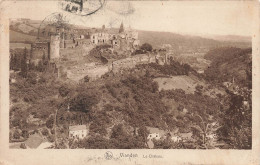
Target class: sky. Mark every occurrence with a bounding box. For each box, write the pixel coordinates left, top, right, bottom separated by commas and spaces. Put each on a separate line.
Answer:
2, 0, 255, 36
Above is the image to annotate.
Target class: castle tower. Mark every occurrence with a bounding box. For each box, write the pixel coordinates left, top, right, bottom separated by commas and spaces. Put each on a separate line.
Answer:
50, 34, 60, 60
59, 27, 65, 49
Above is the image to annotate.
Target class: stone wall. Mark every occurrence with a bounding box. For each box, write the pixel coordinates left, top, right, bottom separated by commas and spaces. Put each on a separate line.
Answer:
50, 34, 60, 60
111, 53, 167, 73
67, 63, 111, 82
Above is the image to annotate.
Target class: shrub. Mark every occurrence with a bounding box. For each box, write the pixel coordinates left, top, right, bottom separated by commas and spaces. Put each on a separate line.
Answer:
140, 43, 153, 52
21, 130, 29, 139
41, 128, 49, 136
59, 85, 70, 97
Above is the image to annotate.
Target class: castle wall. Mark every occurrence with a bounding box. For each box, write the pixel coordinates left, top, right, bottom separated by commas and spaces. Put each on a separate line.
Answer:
67, 64, 110, 82
65, 52, 169, 82
112, 53, 158, 73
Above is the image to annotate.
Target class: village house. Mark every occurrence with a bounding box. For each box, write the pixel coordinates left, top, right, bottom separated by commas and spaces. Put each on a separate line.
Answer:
171, 135, 182, 143
69, 125, 88, 139
23, 133, 53, 149
90, 31, 110, 45
146, 127, 166, 140
179, 132, 193, 142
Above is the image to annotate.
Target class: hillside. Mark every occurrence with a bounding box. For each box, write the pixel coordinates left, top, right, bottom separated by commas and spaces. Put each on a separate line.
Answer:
10, 30, 38, 43
205, 35, 251, 43
137, 30, 220, 49
204, 47, 252, 87
137, 30, 251, 49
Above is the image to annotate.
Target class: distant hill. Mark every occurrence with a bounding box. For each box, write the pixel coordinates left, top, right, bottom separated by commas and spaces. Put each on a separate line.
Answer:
137, 30, 251, 49
137, 30, 220, 49
10, 30, 38, 43
205, 35, 251, 43
204, 47, 252, 88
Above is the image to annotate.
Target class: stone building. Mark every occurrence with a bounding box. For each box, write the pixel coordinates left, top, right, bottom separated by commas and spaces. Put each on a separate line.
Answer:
90, 32, 110, 45
50, 34, 60, 60
30, 33, 60, 65
74, 38, 91, 47
64, 40, 75, 48
69, 125, 88, 139
30, 41, 50, 65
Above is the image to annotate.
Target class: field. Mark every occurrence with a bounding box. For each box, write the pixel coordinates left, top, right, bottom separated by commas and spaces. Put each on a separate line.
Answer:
154, 75, 204, 94
10, 30, 38, 43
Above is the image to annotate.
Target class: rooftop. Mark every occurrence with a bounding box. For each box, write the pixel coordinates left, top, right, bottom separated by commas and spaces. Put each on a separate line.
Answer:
69, 125, 87, 131
24, 133, 44, 149
179, 132, 193, 139
146, 126, 166, 137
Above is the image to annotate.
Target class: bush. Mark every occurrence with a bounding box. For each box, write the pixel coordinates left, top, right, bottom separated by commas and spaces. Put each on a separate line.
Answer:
21, 130, 29, 139
20, 143, 27, 149
41, 128, 49, 136
70, 92, 99, 113
46, 116, 54, 129
140, 43, 153, 52
59, 85, 70, 97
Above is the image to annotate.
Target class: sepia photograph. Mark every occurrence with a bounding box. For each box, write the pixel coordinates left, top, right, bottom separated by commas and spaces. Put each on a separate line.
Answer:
1, 0, 260, 164
6, 0, 253, 150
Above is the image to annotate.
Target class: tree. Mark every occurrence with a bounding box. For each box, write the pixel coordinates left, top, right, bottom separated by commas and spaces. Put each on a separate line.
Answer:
59, 85, 70, 97
111, 124, 125, 139
218, 93, 252, 149
140, 43, 153, 52
41, 128, 49, 136
21, 130, 29, 139
46, 116, 54, 129
70, 92, 98, 113
13, 130, 20, 139
119, 22, 124, 33
21, 47, 28, 78
20, 143, 27, 149
84, 75, 90, 83
137, 126, 149, 142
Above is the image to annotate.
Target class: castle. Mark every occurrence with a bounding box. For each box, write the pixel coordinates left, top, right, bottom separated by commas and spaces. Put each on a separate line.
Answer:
30, 23, 170, 82
31, 23, 140, 65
